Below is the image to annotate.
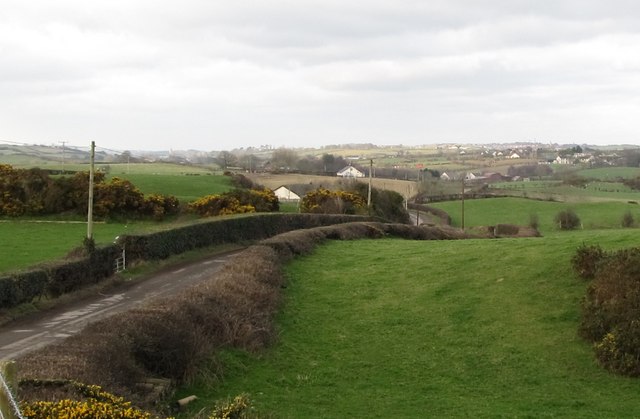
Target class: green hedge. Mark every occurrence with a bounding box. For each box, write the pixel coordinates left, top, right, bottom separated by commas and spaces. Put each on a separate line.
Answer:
0, 246, 120, 308
121, 213, 375, 261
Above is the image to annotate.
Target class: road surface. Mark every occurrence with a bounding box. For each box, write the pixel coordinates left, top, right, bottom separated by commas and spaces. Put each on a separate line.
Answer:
0, 250, 242, 361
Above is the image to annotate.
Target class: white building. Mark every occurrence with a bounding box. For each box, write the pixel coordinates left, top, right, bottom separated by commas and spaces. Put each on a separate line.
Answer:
273, 186, 301, 202
337, 165, 365, 178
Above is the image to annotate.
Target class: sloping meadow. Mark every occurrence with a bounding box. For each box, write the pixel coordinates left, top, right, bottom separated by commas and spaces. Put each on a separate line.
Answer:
16, 222, 488, 411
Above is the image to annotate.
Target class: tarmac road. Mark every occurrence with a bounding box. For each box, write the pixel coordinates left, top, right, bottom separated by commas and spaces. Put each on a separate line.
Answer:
0, 250, 242, 361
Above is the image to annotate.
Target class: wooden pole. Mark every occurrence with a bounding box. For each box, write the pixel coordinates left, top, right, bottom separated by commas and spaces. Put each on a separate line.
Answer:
0, 360, 18, 419
87, 141, 95, 240
461, 176, 465, 230
367, 159, 373, 211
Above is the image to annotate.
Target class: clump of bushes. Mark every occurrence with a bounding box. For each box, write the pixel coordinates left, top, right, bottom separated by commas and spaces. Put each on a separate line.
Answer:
189, 188, 279, 217
300, 187, 366, 214
0, 164, 180, 220
575, 245, 640, 376
554, 208, 581, 230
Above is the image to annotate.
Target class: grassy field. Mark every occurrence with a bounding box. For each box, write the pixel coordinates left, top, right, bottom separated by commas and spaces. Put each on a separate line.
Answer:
429, 197, 640, 232
492, 180, 640, 202
181, 231, 640, 418
0, 220, 144, 272
106, 173, 232, 202
577, 167, 640, 180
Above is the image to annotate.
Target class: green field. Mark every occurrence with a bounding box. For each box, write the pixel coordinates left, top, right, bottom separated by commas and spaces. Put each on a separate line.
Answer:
492, 180, 640, 202
0, 220, 143, 272
577, 167, 640, 180
106, 173, 232, 202
182, 231, 640, 418
430, 197, 640, 232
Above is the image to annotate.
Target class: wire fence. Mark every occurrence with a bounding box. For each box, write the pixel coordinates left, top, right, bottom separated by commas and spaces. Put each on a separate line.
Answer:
0, 364, 24, 419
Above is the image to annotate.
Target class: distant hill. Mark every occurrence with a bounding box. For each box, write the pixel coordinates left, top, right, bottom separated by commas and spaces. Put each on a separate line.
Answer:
0, 144, 113, 168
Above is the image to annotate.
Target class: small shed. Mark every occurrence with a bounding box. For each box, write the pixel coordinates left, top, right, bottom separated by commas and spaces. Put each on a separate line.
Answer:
273, 186, 301, 202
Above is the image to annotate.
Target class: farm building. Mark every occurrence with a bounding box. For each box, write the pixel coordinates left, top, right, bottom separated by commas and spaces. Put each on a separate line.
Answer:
272, 186, 301, 202
337, 165, 365, 178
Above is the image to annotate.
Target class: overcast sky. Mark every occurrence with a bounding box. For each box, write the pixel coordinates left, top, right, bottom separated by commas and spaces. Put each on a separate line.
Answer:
2, 1, 640, 152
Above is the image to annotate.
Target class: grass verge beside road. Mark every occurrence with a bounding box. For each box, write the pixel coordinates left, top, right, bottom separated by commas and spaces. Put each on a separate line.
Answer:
180, 231, 640, 418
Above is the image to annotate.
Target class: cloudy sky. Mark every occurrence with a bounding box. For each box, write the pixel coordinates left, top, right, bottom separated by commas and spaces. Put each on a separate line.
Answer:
2, 1, 640, 151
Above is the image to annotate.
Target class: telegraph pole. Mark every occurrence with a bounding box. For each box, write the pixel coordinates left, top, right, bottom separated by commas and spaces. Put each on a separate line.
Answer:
461, 175, 465, 230
87, 141, 95, 241
367, 159, 373, 212
60, 140, 66, 174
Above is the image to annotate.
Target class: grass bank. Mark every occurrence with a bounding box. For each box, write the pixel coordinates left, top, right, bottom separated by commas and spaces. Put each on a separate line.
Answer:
183, 230, 640, 418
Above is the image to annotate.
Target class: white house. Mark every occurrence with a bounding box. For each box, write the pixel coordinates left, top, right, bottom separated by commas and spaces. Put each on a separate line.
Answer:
273, 186, 301, 202
508, 152, 521, 159
337, 165, 365, 178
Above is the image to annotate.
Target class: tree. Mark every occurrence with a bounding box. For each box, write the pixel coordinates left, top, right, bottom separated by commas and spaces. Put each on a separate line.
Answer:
271, 148, 299, 171
555, 209, 581, 230
216, 151, 238, 170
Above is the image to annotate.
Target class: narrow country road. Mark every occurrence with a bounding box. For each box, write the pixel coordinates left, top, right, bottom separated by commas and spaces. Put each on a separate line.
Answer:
0, 250, 242, 361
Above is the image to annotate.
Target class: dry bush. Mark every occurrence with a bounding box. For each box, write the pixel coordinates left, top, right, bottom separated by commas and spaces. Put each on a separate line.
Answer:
380, 223, 469, 240
18, 328, 144, 403
260, 228, 329, 260
316, 222, 385, 240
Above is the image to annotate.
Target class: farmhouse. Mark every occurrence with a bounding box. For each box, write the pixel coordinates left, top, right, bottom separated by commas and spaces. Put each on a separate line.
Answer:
337, 165, 365, 178
272, 185, 301, 202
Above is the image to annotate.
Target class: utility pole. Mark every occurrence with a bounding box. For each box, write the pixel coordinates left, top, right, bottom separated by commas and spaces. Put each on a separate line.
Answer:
367, 159, 373, 212
60, 141, 66, 174
461, 175, 465, 230
87, 141, 95, 241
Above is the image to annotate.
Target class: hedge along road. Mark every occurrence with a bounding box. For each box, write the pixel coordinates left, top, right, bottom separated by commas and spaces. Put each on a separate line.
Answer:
0, 249, 243, 361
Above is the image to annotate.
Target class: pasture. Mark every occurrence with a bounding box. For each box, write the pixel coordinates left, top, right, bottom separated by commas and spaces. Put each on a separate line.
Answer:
182, 230, 640, 418
0, 220, 163, 272
577, 167, 640, 180
106, 173, 232, 202
492, 180, 640, 202
430, 197, 640, 232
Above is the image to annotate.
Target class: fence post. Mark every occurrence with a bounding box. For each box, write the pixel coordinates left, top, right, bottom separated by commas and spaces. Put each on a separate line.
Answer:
0, 360, 18, 419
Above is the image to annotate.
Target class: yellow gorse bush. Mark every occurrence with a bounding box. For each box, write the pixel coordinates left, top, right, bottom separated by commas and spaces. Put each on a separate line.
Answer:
20, 381, 172, 419
209, 393, 252, 419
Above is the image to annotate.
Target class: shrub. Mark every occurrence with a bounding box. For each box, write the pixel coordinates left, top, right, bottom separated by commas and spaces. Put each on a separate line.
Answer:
300, 187, 366, 214
571, 243, 606, 280
554, 208, 581, 230
621, 210, 635, 228
209, 393, 255, 419
189, 194, 255, 217
579, 247, 640, 375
